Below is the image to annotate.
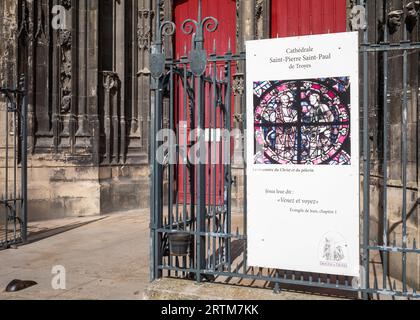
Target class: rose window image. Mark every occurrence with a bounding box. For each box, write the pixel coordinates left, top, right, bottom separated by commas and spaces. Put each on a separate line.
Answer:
254, 78, 351, 165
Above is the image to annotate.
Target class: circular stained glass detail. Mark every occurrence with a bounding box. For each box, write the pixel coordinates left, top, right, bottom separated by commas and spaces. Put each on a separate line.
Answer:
254, 78, 351, 165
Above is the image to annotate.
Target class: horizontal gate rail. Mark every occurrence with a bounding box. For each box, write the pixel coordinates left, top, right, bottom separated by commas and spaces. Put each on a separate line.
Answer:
360, 42, 420, 52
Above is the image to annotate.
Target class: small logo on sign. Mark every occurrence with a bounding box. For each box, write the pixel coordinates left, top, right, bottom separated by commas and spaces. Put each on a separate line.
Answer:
319, 232, 349, 268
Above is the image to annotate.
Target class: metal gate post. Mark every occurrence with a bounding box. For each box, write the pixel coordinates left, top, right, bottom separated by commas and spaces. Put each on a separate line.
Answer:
150, 0, 162, 282
361, 0, 371, 300
381, 5, 389, 290
194, 1, 207, 283
401, 8, 409, 295
196, 71, 206, 283
225, 50, 232, 271
150, 69, 162, 281
20, 75, 28, 243
149, 0, 176, 281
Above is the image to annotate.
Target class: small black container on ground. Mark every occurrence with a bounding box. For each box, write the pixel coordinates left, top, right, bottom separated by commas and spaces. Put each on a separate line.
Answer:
168, 232, 193, 256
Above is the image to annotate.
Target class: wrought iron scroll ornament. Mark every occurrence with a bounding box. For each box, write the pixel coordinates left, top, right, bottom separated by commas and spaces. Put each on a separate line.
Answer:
150, 0, 219, 78
181, 16, 218, 43
181, 12, 218, 76
150, 21, 176, 79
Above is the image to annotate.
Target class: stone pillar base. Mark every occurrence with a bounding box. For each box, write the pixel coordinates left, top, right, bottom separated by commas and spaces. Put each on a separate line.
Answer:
25, 157, 150, 221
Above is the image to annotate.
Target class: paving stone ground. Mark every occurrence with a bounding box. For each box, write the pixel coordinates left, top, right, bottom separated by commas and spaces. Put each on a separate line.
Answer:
0, 211, 413, 300
0, 211, 150, 300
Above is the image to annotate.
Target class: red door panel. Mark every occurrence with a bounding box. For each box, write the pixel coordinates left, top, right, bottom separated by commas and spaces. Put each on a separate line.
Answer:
174, 0, 236, 56
271, 0, 347, 38
174, 0, 236, 206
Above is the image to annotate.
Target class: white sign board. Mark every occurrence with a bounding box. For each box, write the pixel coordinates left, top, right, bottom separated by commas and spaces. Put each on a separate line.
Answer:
246, 32, 360, 277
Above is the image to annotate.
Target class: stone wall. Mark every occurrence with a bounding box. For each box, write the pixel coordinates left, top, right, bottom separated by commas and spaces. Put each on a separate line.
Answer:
25, 158, 150, 221
0, 1, 16, 88
0, 2, 18, 193
0, 0, 153, 221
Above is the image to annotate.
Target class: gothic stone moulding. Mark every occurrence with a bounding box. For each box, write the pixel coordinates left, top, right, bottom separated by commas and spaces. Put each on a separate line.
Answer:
59, 30, 72, 114
102, 71, 120, 92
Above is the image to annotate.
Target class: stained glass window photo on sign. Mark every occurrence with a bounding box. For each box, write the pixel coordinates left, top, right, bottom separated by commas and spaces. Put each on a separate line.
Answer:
254, 77, 351, 165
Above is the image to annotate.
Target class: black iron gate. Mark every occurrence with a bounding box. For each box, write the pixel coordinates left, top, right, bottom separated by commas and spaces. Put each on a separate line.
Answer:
0, 76, 28, 248
150, 0, 420, 299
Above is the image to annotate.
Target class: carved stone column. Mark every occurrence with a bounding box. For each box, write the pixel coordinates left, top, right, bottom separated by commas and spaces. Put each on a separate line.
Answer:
102, 71, 119, 164
239, 0, 255, 52
114, 0, 126, 164
255, 0, 270, 40
75, 0, 90, 148
33, 0, 53, 152
87, 0, 100, 164
17, 0, 35, 153
131, 0, 153, 164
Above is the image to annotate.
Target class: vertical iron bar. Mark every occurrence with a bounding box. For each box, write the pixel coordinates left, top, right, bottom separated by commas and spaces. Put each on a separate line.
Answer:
361, 0, 371, 300
172, 73, 180, 230
190, 75, 196, 273
13, 95, 17, 241
205, 77, 212, 270
225, 57, 232, 272
150, 84, 156, 282
168, 64, 175, 276
206, 80, 212, 270
169, 64, 174, 231
159, 79, 165, 276
183, 66, 188, 227
150, 0, 162, 281
196, 72, 206, 282
174, 73, 180, 227
212, 60, 217, 270
150, 83, 158, 280
401, 18, 409, 294
155, 79, 164, 280
5, 95, 9, 245
195, 0, 206, 281
382, 1, 389, 289
219, 101, 223, 267
20, 77, 28, 244
243, 59, 248, 274
274, 270, 280, 294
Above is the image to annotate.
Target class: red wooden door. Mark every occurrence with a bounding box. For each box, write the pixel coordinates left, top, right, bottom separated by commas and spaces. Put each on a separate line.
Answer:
174, 0, 236, 56
271, 0, 347, 37
174, 0, 237, 205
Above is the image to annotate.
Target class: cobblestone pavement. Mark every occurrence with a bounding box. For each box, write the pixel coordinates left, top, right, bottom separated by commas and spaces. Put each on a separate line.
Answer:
0, 211, 412, 300
0, 211, 149, 300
